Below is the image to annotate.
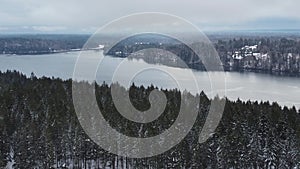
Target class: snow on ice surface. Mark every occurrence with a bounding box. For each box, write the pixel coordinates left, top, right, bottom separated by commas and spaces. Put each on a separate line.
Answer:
5, 160, 15, 169
5, 147, 15, 169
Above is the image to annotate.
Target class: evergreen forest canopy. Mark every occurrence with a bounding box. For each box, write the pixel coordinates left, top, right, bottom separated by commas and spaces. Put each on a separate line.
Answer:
0, 71, 299, 168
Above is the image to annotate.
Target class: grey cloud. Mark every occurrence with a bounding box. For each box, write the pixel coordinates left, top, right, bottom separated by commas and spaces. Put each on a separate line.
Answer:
0, 0, 299, 33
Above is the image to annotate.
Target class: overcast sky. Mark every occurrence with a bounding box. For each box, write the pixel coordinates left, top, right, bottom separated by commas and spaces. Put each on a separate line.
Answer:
1, 0, 300, 33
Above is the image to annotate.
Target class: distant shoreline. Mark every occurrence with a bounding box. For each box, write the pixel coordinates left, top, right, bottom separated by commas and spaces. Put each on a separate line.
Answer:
1, 49, 300, 78
0, 48, 102, 56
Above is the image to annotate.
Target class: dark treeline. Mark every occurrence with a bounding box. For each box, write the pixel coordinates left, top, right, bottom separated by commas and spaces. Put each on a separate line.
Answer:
107, 34, 300, 76
2, 34, 300, 76
0, 71, 299, 168
216, 37, 300, 74
0, 35, 90, 55
2, 33, 300, 75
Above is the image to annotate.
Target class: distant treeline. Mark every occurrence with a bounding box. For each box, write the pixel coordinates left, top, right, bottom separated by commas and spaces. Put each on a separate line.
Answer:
107, 34, 300, 76
0, 35, 90, 55
0, 71, 299, 168
2, 34, 300, 75
216, 38, 300, 74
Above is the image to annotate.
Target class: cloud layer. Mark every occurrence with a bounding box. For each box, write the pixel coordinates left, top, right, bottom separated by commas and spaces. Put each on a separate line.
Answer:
0, 0, 300, 33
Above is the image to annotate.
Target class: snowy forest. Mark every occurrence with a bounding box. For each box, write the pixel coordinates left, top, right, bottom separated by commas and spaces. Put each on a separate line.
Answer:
0, 71, 299, 168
